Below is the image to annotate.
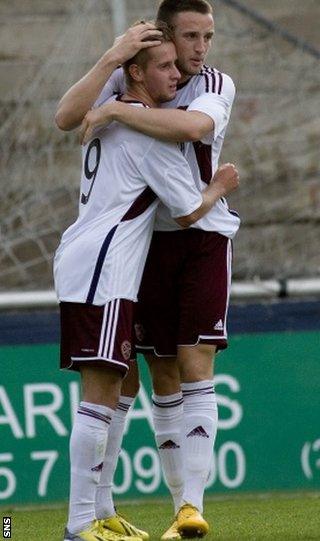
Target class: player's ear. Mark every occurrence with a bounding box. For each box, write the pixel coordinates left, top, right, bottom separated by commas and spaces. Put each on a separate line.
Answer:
128, 63, 144, 83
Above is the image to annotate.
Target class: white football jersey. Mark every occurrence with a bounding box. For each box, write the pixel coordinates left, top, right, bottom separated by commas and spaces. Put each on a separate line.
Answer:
54, 100, 202, 305
96, 65, 240, 238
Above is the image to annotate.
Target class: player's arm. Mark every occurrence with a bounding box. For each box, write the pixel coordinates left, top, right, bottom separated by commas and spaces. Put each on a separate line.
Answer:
80, 102, 212, 144
112, 104, 213, 142
80, 74, 236, 144
175, 163, 239, 228
55, 23, 162, 131
139, 140, 239, 227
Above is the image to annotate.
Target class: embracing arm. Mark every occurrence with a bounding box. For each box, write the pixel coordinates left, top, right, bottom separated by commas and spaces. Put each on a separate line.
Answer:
80, 74, 235, 143
138, 139, 239, 228
55, 23, 162, 131
112, 103, 214, 142
80, 101, 214, 144
175, 163, 239, 228
55, 52, 120, 131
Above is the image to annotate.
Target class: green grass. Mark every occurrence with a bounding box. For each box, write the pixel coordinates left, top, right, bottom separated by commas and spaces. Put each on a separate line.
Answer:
2, 493, 320, 540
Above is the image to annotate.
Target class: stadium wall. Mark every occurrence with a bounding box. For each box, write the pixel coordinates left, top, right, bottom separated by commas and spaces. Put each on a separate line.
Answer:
1, 300, 319, 505
1, 0, 319, 290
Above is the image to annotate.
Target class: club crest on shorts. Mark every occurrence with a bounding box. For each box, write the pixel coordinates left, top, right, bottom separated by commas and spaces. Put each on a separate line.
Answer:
121, 340, 132, 360
134, 323, 145, 342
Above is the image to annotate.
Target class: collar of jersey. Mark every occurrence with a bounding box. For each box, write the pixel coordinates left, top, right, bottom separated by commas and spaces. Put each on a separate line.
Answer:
177, 76, 193, 91
115, 94, 148, 107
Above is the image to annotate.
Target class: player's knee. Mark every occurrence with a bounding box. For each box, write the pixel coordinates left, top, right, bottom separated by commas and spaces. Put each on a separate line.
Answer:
178, 345, 215, 382
121, 375, 140, 398
146, 355, 180, 395
179, 343, 216, 360
152, 368, 180, 395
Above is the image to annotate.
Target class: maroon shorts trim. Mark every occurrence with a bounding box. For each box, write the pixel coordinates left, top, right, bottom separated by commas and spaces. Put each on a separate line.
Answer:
60, 299, 136, 374
135, 230, 232, 357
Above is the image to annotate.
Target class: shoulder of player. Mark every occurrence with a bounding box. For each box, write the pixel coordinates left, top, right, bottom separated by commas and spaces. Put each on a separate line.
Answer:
196, 65, 235, 96
140, 138, 184, 167
101, 66, 125, 89
98, 67, 125, 96
114, 65, 125, 76
110, 111, 171, 152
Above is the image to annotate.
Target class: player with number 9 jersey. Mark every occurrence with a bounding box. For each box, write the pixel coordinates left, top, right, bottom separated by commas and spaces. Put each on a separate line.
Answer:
54, 99, 202, 308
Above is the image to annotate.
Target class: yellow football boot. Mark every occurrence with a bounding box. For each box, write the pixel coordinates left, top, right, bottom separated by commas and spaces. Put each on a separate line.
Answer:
101, 514, 149, 540
63, 519, 142, 541
161, 519, 182, 541
176, 504, 209, 538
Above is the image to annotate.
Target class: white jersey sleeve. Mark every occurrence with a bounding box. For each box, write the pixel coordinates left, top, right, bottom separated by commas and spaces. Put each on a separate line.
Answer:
187, 73, 236, 145
138, 140, 202, 218
94, 67, 126, 107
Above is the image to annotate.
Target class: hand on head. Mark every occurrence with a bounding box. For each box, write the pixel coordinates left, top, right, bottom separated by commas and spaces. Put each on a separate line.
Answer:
110, 22, 163, 64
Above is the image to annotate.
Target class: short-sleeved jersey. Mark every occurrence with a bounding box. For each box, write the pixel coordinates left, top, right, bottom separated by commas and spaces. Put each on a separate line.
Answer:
54, 100, 202, 305
96, 66, 240, 239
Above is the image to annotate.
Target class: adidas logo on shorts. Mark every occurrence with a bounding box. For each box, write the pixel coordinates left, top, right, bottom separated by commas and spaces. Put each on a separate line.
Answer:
214, 319, 224, 331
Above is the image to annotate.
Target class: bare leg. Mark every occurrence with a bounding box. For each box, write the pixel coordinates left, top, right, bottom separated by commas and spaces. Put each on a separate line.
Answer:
81, 365, 123, 407
146, 354, 180, 396
178, 344, 215, 383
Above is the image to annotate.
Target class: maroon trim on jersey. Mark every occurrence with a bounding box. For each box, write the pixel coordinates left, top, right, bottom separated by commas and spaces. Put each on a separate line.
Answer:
192, 141, 212, 184
202, 66, 215, 92
86, 187, 157, 304
217, 72, 223, 95
121, 186, 157, 222
177, 107, 212, 183
203, 70, 216, 93
201, 66, 224, 95
86, 225, 118, 304
177, 77, 192, 91
115, 94, 148, 107
204, 73, 210, 93
211, 71, 216, 93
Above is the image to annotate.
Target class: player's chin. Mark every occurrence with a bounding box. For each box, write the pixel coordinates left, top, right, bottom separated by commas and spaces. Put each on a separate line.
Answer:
160, 90, 177, 102
186, 62, 204, 75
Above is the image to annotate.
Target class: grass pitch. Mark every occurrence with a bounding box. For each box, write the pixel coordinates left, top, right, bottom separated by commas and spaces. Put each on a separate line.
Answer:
2, 492, 320, 540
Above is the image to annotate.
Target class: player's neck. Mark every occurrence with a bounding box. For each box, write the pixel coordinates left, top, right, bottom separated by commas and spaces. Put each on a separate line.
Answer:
179, 73, 192, 84
123, 87, 157, 108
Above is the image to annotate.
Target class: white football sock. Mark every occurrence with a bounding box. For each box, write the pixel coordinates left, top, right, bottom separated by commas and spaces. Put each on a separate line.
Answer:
153, 392, 184, 513
95, 395, 135, 519
67, 401, 113, 534
181, 380, 218, 514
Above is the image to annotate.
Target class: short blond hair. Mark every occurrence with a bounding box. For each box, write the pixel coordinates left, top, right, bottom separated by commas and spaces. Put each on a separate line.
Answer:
123, 21, 174, 86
